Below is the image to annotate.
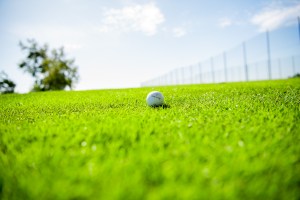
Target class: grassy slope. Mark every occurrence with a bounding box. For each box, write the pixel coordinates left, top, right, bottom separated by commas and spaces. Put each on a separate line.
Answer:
0, 79, 300, 200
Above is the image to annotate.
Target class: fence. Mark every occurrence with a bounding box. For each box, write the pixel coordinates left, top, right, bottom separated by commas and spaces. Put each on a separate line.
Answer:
141, 18, 300, 87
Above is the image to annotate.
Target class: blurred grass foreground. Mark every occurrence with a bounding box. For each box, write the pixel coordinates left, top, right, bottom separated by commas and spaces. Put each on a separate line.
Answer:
0, 79, 300, 199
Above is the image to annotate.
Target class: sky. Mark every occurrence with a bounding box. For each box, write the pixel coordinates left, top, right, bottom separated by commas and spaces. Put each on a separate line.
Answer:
0, 0, 300, 93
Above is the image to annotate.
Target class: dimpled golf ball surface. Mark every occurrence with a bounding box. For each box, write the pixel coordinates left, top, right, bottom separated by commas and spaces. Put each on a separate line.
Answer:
146, 91, 164, 107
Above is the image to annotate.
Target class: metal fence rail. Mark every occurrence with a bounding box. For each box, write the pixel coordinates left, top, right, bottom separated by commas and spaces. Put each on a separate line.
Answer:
141, 18, 300, 87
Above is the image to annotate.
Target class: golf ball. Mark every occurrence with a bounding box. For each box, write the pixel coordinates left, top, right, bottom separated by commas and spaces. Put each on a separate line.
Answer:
146, 91, 164, 107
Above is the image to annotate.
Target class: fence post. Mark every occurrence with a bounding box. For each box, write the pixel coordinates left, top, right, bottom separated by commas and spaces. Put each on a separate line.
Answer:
255, 62, 259, 80
181, 67, 185, 84
211, 57, 215, 83
166, 73, 168, 85
173, 70, 176, 85
223, 51, 228, 82
190, 65, 193, 84
199, 63, 202, 83
243, 42, 249, 81
175, 70, 178, 84
292, 56, 296, 76
166, 74, 169, 85
160, 76, 162, 86
278, 58, 282, 79
266, 30, 272, 80
298, 16, 300, 43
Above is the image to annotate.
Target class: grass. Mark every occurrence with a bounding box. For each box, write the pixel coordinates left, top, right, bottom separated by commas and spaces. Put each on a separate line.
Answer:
0, 79, 300, 200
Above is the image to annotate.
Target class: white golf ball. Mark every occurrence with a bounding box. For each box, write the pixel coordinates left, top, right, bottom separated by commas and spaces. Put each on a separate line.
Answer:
146, 91, 164, 107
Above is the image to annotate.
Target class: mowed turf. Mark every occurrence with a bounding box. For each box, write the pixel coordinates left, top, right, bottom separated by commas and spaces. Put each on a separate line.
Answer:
0, 79, 300, 200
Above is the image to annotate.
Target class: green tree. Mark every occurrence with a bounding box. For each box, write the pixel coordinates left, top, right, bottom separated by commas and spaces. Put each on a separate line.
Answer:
19, 39, 79, 92
0, 71, 16, 94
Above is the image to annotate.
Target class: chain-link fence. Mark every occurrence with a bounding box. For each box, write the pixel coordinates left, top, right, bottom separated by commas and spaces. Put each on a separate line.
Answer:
141, 19, 300, 87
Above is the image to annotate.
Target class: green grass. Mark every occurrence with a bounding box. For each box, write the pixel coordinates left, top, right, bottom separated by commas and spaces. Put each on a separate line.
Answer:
0, 79, 300, 200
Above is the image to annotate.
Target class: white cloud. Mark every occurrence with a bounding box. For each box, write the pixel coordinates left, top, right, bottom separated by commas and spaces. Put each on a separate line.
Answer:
251, 3, 300, 32
172, 27, 186, 38
10, 25, 86, 45
98, 3, 165, 36
218, 17, 232, 28
64, 43, 82, 52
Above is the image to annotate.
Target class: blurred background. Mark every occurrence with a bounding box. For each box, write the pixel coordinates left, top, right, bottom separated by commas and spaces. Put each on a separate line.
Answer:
0, 0, 300, 93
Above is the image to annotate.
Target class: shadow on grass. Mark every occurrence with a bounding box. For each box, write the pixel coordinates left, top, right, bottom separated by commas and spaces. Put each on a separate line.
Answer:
150, 104, 171, 109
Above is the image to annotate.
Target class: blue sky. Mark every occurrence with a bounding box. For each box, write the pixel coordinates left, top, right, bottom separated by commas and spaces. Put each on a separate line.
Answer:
0, 0, 300, 92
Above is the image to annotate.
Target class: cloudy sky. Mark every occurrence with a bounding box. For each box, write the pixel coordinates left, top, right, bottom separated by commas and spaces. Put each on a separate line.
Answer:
0, 0, 300, 92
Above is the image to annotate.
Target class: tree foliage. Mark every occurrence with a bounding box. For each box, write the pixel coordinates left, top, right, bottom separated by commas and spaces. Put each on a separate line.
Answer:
292, 73, 300, 78
0, 71, 16, 94
19, 39, 79, 91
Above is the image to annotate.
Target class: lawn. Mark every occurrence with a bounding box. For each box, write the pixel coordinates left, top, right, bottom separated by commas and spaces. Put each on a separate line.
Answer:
0, 79, 300, 200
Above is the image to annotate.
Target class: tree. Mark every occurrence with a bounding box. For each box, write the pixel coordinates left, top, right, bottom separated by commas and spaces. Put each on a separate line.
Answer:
19, 39, 79, 92
292, 73, 300, 78
0, 71, 16, 94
